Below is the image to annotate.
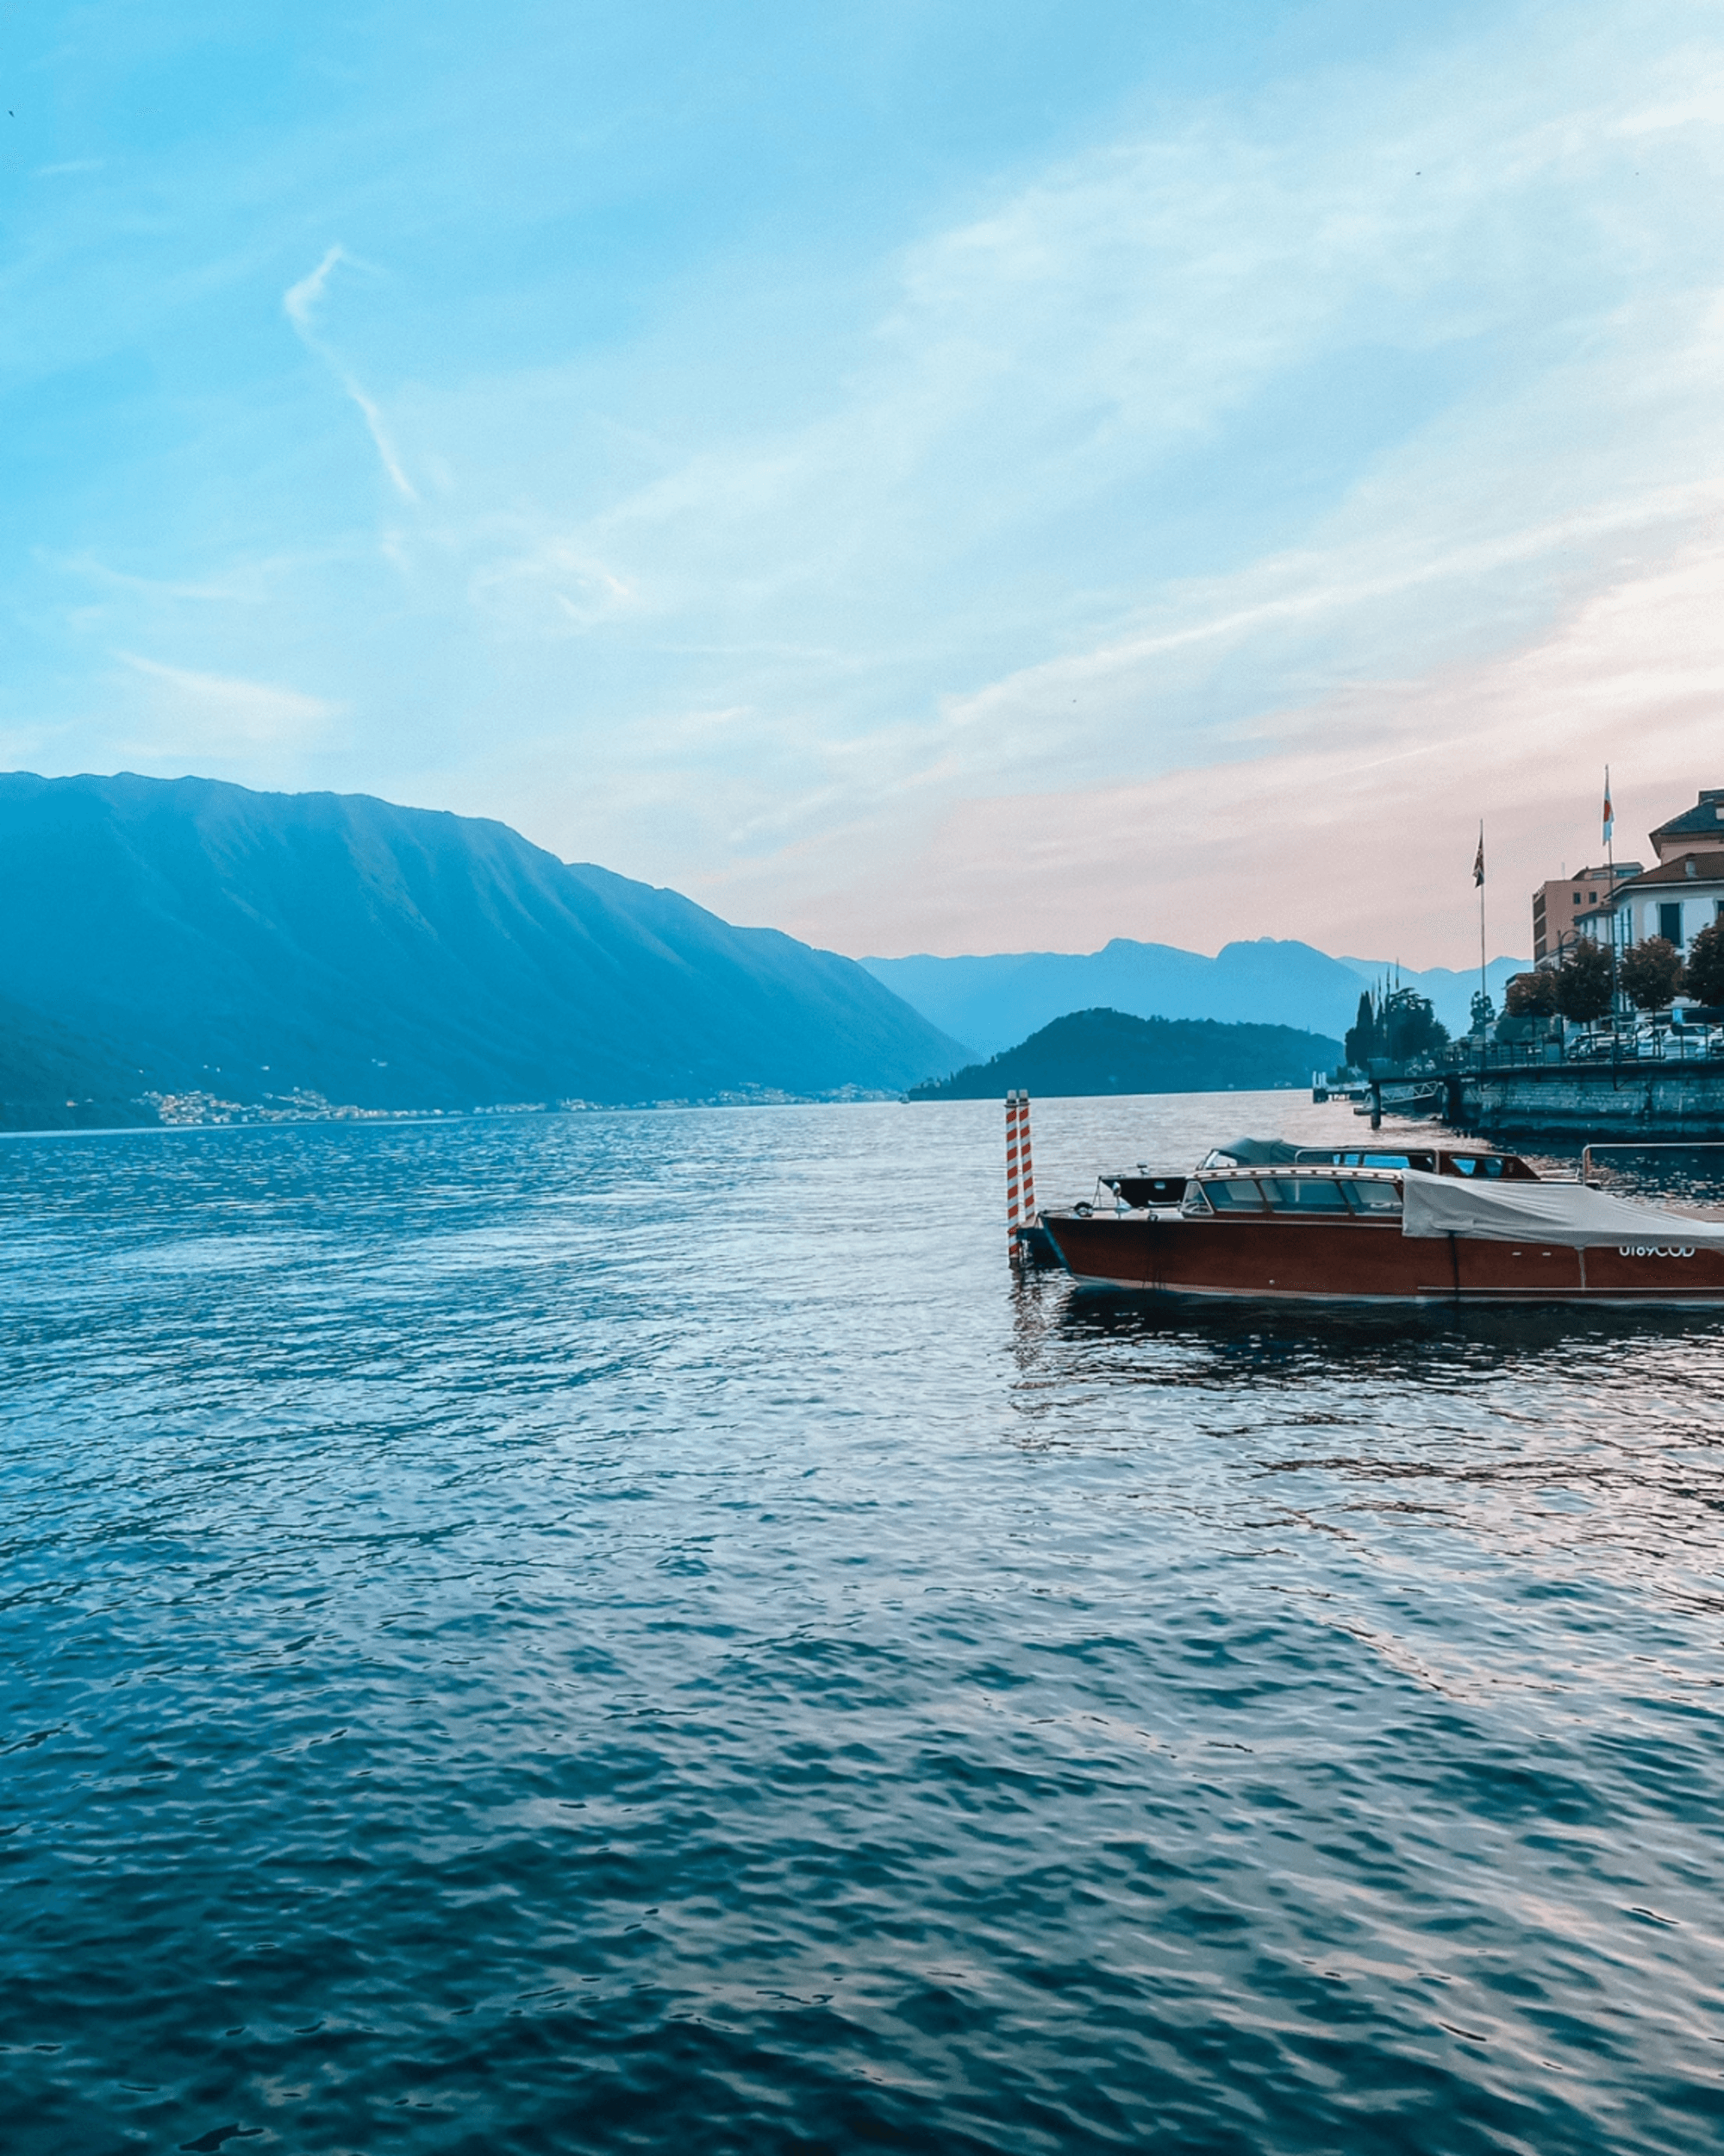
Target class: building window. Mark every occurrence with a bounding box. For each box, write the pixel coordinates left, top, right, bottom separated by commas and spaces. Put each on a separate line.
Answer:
1572, 891, 1581, 903
1659, 901, 1683, 944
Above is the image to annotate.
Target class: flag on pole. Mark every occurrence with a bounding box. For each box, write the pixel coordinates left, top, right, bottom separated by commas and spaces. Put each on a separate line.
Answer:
1602, 769, 1614, 845
1472, 827, 1485, 887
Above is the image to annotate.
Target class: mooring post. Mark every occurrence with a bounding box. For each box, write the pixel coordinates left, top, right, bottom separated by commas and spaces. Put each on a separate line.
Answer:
1370, 1078, 1382, 1131
1019, 1092, 1035, 1229
1005, 1090, 1024, 1262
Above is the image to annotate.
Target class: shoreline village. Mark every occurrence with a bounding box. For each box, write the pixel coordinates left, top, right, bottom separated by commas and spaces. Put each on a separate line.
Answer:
1329, 781, 1724, 1140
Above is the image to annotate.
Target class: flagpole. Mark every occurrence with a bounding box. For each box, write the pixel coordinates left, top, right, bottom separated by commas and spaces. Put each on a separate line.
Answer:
1603, 766, 1618, 1015
1477, 819, 1487, 1022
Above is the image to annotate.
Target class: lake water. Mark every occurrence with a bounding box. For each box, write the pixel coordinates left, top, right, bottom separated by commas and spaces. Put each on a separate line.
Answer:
3, 1095, 1723, 2155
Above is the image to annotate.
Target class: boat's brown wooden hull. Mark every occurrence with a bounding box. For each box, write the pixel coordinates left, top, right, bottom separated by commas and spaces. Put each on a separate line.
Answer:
1042, 1212, 1724, 1304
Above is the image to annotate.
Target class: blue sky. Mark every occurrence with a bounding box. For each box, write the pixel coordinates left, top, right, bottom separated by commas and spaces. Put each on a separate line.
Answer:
6, 0, 1723, 963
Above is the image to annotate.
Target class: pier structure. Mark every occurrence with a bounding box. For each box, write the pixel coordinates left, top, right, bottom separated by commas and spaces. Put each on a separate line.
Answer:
1325, 1037, 1724, 1139
1451, 1057, 1724, 1139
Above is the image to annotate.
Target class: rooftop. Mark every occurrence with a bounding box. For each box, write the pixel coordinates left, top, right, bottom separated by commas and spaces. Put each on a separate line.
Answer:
1615, 848, 1724, 891
1651, 791, 1724, 842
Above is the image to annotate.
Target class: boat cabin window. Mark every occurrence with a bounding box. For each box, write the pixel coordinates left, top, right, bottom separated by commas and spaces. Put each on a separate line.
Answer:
1449, 1155, 1507, 1178
1198, 1178, 1265, 1209
1341, 1180, 1402, 1214
1194, 1172, 1402, 1215
1259, 1177, 1350, 1211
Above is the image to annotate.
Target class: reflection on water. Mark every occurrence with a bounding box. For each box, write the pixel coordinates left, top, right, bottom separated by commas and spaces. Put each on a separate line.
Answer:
3, 1094, 1723, 2155
1568, 1142, 1724, 1212
1048, 1277, 1724, 1364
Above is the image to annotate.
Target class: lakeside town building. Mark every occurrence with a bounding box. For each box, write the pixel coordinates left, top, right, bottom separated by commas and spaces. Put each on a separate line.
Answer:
1531, 864, 1640, 962
1534, 789, 1724, 977
1411, 785, 1724, 1138
1609, 852, 1724, 949
1650, 788, 1724, 862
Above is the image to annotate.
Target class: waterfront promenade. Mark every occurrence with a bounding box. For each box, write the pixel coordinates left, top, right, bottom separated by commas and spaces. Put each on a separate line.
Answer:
1350, 1033, 1724, 1139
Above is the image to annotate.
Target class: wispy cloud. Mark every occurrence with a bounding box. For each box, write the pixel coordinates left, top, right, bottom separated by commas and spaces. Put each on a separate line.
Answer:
466, 538, 634, 636
705, 537, 1724, 963
118, 654, 341, 753
568, 6, 1724, 940
283, 247, 419, 503
51, 553, 261, 603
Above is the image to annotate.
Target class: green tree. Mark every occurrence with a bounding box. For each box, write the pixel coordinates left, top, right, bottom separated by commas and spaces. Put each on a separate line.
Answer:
1619, 936, 1683, 1012
1683, 920, 1724, 1007
1505, 969, 1558, 1016
1343, 991, 1377, 1070
1380, 988, 1448, 1064
1552, 937, 1614, 1022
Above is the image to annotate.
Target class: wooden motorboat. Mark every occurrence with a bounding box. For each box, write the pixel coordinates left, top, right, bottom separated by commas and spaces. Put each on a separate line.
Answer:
1040, 1143, 1724, 1306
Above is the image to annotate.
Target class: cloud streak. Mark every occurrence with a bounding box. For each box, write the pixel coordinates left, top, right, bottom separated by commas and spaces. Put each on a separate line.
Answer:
702, 536, 1724, 964
119, 653, 341, 753
283, 247, 419, 503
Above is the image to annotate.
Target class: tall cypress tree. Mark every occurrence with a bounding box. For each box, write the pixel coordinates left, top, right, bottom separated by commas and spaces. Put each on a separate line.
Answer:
1344, 991, 1377, 1070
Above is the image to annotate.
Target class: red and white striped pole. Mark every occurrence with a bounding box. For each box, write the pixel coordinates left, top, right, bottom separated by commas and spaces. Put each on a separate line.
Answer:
1005, 1090, 1024, 1259
1019, 1092, 1035, 1226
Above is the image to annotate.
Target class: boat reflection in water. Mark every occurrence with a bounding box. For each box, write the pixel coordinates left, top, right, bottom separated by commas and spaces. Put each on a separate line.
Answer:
1040, 1137, 1724, 1308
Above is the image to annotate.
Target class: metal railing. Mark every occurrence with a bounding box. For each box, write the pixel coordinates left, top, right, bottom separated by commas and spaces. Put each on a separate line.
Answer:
1317, 1029, 1724, 1120
1443, 1028, 1724, 1077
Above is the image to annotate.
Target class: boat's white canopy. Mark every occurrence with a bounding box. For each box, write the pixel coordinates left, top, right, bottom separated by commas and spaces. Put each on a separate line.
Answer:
1401, 1171, 1724, 1248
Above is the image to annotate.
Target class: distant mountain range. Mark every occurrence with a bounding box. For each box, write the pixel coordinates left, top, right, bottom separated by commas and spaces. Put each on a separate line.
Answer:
864, 939, 1527, 1056
0, 772, 963, 1127
0, 770, 1527, 1133
908, 1008, 1343, 1101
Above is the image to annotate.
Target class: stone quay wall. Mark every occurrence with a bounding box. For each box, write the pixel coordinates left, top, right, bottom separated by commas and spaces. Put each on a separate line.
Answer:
1455, 1061, 1724, 1138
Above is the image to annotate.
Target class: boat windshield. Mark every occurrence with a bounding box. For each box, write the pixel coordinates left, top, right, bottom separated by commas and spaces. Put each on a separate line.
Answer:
1259, 1178, 1350, 1210
1200, 1178, 1266, 1209
1195, 1173, 1403, 1216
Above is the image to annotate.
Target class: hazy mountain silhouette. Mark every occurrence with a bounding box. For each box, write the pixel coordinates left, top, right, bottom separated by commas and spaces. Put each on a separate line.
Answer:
907, 1007, 1343, 1101
865, 940, 1526, 1052
0, 772, 965, 1126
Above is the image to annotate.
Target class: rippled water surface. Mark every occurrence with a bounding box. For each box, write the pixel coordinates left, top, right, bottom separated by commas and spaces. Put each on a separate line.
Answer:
4, 1096, 1724, 2155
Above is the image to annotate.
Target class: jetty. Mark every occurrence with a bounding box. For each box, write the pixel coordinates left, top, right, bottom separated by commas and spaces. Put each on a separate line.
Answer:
1446, 1039, 1724, 1139
1331, 1036, 1724, 1140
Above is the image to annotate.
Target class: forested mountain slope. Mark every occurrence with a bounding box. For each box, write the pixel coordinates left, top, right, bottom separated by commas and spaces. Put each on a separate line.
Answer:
0, 772, 963, 1124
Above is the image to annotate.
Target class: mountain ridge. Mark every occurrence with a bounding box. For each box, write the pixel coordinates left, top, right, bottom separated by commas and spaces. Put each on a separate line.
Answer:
0, 771, 964, 1126
864, 937, 1525, 1054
